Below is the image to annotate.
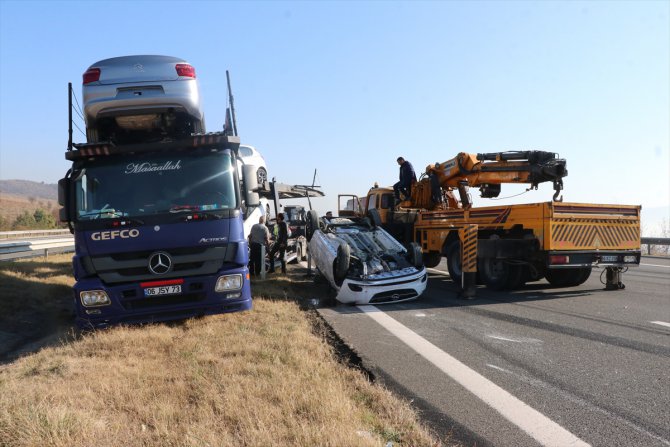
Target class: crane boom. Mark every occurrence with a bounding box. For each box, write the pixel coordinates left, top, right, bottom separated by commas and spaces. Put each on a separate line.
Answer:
408, 150, 567, 209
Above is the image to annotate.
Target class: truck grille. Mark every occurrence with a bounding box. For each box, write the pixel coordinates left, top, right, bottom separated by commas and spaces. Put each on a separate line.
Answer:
370, 289, 418, 304
89, 245, 236, 284
121, 292, 206, 310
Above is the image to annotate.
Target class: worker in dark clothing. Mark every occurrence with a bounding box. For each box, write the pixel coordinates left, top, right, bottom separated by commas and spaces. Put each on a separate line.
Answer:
268, 212, 288, 274
248, 216, 271, 276
393, 156, 417, 203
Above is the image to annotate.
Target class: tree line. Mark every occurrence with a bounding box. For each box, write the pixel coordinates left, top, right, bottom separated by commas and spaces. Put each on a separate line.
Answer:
0, 209, 63, 231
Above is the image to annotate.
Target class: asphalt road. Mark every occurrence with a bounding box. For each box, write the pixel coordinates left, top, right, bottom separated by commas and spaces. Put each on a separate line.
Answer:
318, 258, 670, 447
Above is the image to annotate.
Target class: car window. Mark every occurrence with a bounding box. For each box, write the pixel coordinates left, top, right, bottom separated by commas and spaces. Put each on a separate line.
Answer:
239, 146, 253, 157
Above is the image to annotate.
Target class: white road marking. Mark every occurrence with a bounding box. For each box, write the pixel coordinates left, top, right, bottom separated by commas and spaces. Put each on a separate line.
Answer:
359, 305, 590, 447
640, 263, 670, 268
487, 334, 543, 344
650, 321, 670, 328
488, 335, 524, 343
415, 313, 427, 317
427, 267, 449, 276
487, 364, 513, 374
487, 356, 670, 446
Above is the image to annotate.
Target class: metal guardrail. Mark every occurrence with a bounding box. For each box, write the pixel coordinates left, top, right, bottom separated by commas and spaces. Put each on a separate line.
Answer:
0, 237, 74, 261
641, 237, 670, 255
641, 237, 670, 245
0, 234, 665, 261
0, 229, 72, 240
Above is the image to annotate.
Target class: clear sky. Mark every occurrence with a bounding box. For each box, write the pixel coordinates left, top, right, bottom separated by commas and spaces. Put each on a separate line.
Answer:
1, 1, 668, 230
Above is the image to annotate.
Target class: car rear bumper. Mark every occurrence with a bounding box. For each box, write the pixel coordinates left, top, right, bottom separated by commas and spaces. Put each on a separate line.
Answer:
545, 250, 641, 268
83, 79, 202, 124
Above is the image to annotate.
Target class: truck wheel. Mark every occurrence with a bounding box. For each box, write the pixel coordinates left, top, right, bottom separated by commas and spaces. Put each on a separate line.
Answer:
545, 267, 592, 287
334, 243, 350, 281
480, 257, 523, 290
306, 209, 320, 241
445, 240, 462, 284
523, 264, 545, 283
424, 252, 442, 268
575, 267, 592, 285
408, 242, 423, 268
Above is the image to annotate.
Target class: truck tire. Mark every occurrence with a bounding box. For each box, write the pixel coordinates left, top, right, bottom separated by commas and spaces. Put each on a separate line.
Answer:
334, 243, 350, 281
305, 209, 320, 241
408, 242, 423, 268
545, 267, 592, 287
445, 240, 462, 284
424, 252, 442, 268
479, 257, 523, 290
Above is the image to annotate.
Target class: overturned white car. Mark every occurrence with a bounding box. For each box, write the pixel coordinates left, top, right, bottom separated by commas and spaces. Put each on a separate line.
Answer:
306, 211, 427, 304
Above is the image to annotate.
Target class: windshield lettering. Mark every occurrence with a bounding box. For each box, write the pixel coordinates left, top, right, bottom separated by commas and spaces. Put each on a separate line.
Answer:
75, 152, 237, 221
125, 160, 182, 174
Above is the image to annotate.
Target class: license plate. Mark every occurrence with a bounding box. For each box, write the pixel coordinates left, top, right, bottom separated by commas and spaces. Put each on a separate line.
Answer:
144, 285, 182, 297
601, 255, 618, 263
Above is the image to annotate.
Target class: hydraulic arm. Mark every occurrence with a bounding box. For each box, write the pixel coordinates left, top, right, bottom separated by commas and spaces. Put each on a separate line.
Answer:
409, 150, 567, 209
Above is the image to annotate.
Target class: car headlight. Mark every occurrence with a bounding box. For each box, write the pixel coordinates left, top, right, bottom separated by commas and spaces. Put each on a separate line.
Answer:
80, 290, 111, 307
215, 274, 243, 292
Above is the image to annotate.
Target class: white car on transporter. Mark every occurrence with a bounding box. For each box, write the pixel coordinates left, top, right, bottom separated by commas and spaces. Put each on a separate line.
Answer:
305, 210, 427, 304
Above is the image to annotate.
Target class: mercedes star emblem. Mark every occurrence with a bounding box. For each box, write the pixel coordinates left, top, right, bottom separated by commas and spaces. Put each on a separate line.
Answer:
148, 252, 172, 275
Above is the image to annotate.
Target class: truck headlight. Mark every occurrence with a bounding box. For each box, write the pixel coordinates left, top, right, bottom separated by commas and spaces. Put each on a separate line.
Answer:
80, 290, 111, 307
215, 274, 243, 292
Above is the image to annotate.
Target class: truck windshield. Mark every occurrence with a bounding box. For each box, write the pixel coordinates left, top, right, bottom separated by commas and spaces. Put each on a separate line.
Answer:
74, 150, 237, 220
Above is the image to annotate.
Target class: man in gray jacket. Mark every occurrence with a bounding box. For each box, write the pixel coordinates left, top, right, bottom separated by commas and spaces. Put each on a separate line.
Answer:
248, 216, 271, 276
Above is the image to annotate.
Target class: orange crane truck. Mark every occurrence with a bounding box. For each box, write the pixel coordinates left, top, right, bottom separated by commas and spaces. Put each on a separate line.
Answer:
345, 151, 640, 292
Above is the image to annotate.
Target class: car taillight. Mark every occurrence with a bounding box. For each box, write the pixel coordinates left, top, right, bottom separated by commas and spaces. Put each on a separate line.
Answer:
175, 63, 196, 78
83, 68, 101, 84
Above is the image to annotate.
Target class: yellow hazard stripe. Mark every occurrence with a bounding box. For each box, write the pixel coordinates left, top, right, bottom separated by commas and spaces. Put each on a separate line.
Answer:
551, 222, 640, 249
461, 226, 478, 272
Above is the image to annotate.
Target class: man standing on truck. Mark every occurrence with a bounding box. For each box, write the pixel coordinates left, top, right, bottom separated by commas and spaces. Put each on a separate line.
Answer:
394, 156, 417, 204
268, 213, 289, 274
248, 216, 271, 276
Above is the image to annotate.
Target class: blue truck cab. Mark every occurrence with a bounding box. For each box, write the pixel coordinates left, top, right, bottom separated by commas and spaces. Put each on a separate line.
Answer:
59, 134, 258, 328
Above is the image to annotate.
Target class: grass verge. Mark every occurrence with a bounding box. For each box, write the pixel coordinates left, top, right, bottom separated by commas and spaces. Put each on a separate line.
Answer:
0, 256, 443, 446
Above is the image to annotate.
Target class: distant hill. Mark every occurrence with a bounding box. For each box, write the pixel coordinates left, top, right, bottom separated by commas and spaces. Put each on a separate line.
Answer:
0, 180, 60, 227
0, 180, 57, 201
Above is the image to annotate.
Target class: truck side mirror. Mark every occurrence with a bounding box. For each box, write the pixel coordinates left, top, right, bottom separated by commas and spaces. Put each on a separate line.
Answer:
58, 178, 68, 206
242, 165, 260, 208
58, 178, 70, 222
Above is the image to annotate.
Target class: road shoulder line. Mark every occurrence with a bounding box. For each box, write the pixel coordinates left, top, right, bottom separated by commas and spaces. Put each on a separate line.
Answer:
358, 305, 590, 447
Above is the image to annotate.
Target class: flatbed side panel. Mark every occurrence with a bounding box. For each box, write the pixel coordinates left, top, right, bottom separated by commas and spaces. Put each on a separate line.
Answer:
547, 202, 641, 251
415, 203, 546, 252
